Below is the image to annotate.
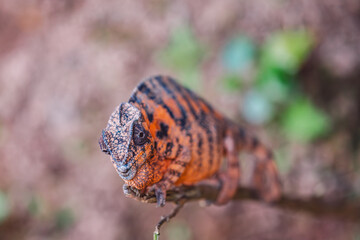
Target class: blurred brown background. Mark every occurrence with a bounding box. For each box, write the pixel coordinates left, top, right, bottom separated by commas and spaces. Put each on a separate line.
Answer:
0, 0, 360, 239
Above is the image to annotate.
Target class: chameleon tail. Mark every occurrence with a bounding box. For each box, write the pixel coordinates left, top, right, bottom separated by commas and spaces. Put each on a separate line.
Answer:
234, 124, 282, 202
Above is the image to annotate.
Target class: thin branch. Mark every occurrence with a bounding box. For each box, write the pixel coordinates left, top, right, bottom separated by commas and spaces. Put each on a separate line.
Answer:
130, 182, 360, 222
153, 199, 186, 240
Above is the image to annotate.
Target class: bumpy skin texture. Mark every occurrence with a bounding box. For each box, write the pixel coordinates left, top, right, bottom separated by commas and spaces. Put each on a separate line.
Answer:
99, 76, 281, 206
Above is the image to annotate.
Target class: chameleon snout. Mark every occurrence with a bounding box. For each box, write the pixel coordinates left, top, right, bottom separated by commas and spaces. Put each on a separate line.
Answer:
117, 164, 136, 180
118, 165, 130, 174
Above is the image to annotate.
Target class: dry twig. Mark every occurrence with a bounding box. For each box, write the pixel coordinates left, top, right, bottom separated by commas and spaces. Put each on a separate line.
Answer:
131, 182, 360, 222
153, 199, 186, 240
127, 181, 360, 239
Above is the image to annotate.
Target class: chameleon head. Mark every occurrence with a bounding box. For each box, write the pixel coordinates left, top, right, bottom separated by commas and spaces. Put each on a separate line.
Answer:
99, 102, 155, 189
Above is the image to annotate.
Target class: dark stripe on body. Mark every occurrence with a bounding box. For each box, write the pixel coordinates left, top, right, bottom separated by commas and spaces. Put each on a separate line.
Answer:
199, 110, 214, 171
153, 76, 188, 129
175, 145, 183, 159
169, 169, 182, 177
152, 76, 195, 167
165, 142, 174, 156
129, 92, 154, 123
136, 82, 176, 122
182, 84, 216, 115
174, 159, 187, 168
167, 77, 199, 121
197, 133, 203, 158
156, 122, 169, 139
166, 77, 215, 171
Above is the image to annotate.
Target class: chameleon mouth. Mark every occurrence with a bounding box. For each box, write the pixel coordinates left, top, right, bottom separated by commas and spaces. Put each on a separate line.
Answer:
118, 165, 136, 180
116, 149, 148, 181
118, 159, 146, 181
118, 165, 131, 175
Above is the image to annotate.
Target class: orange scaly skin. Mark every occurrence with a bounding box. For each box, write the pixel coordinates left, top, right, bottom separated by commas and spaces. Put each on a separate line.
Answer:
99, 76, 281, 206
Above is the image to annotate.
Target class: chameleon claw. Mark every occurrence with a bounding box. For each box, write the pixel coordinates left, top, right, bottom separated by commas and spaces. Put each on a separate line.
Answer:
123, 184, 143, 198
148, 183, 166, 207
155, 189, 166, 207
123, 184, 133, 196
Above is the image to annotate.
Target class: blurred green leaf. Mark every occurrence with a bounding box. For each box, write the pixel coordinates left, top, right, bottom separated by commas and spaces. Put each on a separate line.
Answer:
353, 232, 360, 240
177, 70, 202, 92
159, 25, 205, 72
55, 208, 75, 231
165, 221, 191, 240
28, 197, 39, 216
256, 69, 294, 103
222, 36, 256, 72
28, 195, 43, 216
274, 149, 293, 174
242, 90, 274, 125
282, 98, 330, 142
158, 25, 204, 91
222, 74, 242, 92
0, 191, 10, 224
261, 30, 313, 74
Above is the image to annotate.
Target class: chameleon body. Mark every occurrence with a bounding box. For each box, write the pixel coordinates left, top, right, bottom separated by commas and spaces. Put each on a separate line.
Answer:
99, 76, 281, 206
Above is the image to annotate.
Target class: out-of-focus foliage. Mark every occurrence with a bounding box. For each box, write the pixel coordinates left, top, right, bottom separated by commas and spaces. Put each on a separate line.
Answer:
157, 26, 330, 142
274, 149, 292, 174
260, 30, 313, 74
158, 25, 205, 90
217, 29, 330, 143
165, 221, 192, 240
256, 69, 292, 103
282, 98, 331, 142
28, 195, 40, 216
28, 195, 45, 217
55, 207, 75, 232
221, 74, 242, 92
242, 90, 274, 125
159, 26, 204, 71
256, 30, 312, 104
0, 191, 10, 224
221, 36, 256, 73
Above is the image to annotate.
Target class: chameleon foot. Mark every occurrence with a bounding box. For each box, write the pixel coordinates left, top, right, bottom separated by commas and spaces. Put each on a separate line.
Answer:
148, 183, 166, 207
123, 184, 144, 199
215, 173, 238, 205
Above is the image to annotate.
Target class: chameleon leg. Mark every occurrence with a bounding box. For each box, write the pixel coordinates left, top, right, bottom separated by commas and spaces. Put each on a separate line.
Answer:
251, 144, 282, 202
148, 147, 191, 207
233, 124, 281, 202
215, 135, 240, 205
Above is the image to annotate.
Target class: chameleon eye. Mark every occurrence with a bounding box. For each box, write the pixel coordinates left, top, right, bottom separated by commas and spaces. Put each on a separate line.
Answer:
133, 123, 147, 145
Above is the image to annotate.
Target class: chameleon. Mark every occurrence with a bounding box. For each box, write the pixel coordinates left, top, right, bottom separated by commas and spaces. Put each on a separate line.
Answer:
99, 75, 281, 207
